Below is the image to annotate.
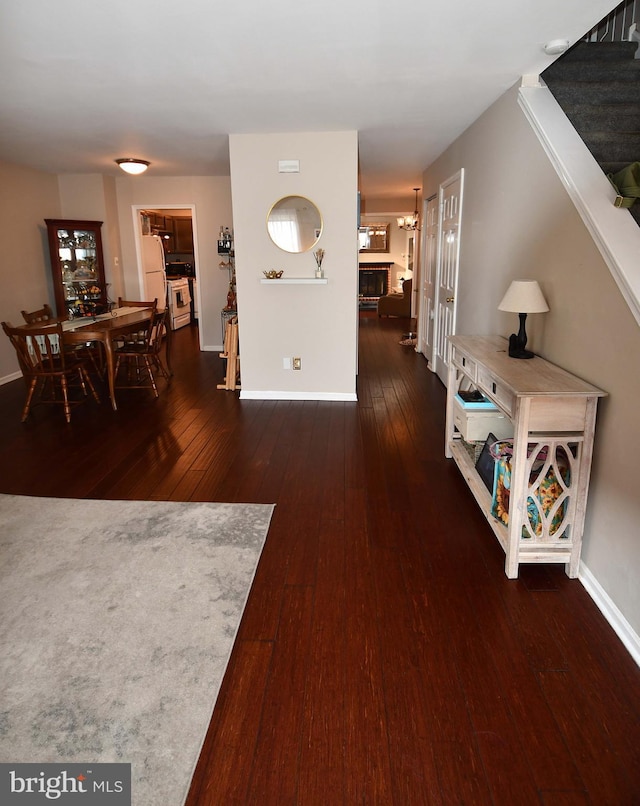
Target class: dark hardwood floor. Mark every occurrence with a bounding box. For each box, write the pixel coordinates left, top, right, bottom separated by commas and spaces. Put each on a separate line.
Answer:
1, 315, 639, 804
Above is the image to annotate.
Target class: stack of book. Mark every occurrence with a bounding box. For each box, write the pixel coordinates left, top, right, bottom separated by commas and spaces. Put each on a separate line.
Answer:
455, 389, 498, 410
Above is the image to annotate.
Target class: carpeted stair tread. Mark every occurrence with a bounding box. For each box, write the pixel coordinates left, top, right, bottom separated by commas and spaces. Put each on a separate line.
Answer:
543, 59, 640, 82
556, 103, 640, 132
543, 80, 639, 105
557, 40, 638, 62
583, 130, 640, 146
581, 134, 640, 165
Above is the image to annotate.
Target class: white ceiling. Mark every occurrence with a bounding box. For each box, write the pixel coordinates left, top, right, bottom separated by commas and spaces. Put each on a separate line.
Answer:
0, 0, 616, 202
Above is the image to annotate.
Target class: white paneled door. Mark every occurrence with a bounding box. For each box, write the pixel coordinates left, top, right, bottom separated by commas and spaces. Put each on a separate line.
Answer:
433, 169, 464, 386
418, 195, 438, 359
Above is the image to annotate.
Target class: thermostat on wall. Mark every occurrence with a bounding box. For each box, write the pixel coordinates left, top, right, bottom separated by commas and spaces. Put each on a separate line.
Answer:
278, 159, 300, 173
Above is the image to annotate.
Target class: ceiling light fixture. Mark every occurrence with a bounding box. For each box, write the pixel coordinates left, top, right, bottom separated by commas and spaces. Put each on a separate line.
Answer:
397, 188, 421, 231
543, 39, 570, 55
115, 158, 150, 175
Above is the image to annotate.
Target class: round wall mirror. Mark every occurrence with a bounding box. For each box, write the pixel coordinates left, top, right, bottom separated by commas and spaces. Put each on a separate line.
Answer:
267, 195, 322, 253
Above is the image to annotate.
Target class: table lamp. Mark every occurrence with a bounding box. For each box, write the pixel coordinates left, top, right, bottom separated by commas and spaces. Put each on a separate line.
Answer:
498, 280, 549, 359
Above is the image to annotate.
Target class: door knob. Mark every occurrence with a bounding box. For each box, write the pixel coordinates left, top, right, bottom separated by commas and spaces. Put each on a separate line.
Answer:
446, 296, 455, 303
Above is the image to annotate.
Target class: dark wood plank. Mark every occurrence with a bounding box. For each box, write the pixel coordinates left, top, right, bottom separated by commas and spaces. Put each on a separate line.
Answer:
244, 585, 314, 803
372, 545, 446, 805
537, 669, 637, 804
184, 640, 273, 806
297, 519, 347, 801
342, 487, 395, 804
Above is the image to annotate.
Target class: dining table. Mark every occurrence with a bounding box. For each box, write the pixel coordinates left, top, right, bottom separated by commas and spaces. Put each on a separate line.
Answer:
60, 306, 171, 411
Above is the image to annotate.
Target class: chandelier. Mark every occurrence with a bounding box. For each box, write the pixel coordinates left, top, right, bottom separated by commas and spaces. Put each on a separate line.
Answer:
397, 188, 421, 231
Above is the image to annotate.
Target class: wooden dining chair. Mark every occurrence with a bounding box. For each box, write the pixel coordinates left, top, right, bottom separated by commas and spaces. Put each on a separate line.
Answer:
117, 298, 158, 310
2, 321, 100, 423
114, 298, 160, 352
114, 309, 169, 398
21, 304, 56, 324
21, 303, 104, 376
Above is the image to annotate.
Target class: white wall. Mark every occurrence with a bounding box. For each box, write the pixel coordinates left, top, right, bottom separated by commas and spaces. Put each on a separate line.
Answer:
423, 82, 640, 640
362, 193, 417, 215
0, 160, 61, 381
229, 131, 359, 400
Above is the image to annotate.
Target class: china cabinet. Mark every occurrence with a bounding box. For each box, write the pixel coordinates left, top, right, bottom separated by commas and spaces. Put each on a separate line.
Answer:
45, 219, 108, 319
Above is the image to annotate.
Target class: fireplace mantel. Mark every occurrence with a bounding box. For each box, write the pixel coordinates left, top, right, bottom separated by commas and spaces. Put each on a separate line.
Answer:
359, 261, 393, 269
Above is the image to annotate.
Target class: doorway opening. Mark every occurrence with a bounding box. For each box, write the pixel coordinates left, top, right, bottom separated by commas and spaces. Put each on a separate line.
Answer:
135, 206, 200, 346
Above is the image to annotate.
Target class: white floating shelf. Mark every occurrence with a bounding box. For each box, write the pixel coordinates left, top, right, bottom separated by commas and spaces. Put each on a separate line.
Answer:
260, 277, 328, 285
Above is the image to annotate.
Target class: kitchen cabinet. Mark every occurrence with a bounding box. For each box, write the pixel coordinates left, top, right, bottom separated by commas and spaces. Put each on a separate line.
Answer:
141, 212, 193, 254
141, 211, 173, 234
45, 219, 108, 319
173, 217, 194, 252
445, 334, 606, 578
151, 212, 169, 231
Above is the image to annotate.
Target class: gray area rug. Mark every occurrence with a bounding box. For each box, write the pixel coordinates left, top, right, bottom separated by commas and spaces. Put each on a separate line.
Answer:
0, 494, 274, 805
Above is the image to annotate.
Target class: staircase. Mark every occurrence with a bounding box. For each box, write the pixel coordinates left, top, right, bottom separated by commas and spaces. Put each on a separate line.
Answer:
541, 41, 640, 225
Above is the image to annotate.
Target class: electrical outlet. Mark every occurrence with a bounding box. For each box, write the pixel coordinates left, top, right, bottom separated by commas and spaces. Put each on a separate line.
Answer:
283, 357, 291, 370
293, 357, 302, 370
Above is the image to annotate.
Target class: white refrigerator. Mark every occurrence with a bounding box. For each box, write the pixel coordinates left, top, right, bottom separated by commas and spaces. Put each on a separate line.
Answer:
141, 235, 167, 306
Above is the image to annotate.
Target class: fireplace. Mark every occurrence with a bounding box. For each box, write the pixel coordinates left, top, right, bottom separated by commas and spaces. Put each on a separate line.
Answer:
359, 262, 391, 309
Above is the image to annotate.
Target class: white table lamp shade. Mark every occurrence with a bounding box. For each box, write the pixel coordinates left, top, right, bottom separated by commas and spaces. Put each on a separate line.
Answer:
498, 280, 549, 314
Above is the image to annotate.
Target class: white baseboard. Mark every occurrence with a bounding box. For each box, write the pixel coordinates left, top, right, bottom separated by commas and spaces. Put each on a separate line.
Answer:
580, 560, 640, 667
240, 390, 358, 401
1, 370, 22, 386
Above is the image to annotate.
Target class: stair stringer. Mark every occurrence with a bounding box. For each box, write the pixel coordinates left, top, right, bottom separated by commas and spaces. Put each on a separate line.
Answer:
518, 80, 640, 329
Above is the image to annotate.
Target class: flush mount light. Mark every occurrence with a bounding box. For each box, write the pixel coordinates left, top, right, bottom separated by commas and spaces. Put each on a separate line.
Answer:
543, 39, 570, 55
115, 158, 150, 175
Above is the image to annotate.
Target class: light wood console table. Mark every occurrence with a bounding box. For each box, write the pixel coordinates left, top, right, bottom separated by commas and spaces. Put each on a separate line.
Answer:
445, 335, 606, 578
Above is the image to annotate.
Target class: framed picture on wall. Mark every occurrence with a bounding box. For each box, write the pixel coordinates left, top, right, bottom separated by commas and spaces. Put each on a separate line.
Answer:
358, 223, 390, 253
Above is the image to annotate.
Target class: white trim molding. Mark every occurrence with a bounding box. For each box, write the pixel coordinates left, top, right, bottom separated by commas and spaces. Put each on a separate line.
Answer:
1, 370, 22, 386
240, 391, 357, 401
580, 561, 640, 667
518, 82, 640, 329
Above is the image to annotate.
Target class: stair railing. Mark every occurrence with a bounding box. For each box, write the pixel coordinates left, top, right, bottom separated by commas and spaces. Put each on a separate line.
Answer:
586, 0, 638, 54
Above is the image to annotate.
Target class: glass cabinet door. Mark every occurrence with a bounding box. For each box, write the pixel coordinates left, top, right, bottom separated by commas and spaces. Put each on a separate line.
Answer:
45, 219, 108, 318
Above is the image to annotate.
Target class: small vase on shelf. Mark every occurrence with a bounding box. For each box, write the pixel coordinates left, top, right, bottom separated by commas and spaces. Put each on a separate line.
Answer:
313, 248, 325, 279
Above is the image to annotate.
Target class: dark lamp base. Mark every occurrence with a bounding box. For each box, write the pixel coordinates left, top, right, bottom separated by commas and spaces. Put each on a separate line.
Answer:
508, 333, 535, 359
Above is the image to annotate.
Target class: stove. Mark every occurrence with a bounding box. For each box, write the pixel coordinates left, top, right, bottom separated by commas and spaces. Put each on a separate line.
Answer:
166, 261, 195, 278
167, 277, 192, 330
